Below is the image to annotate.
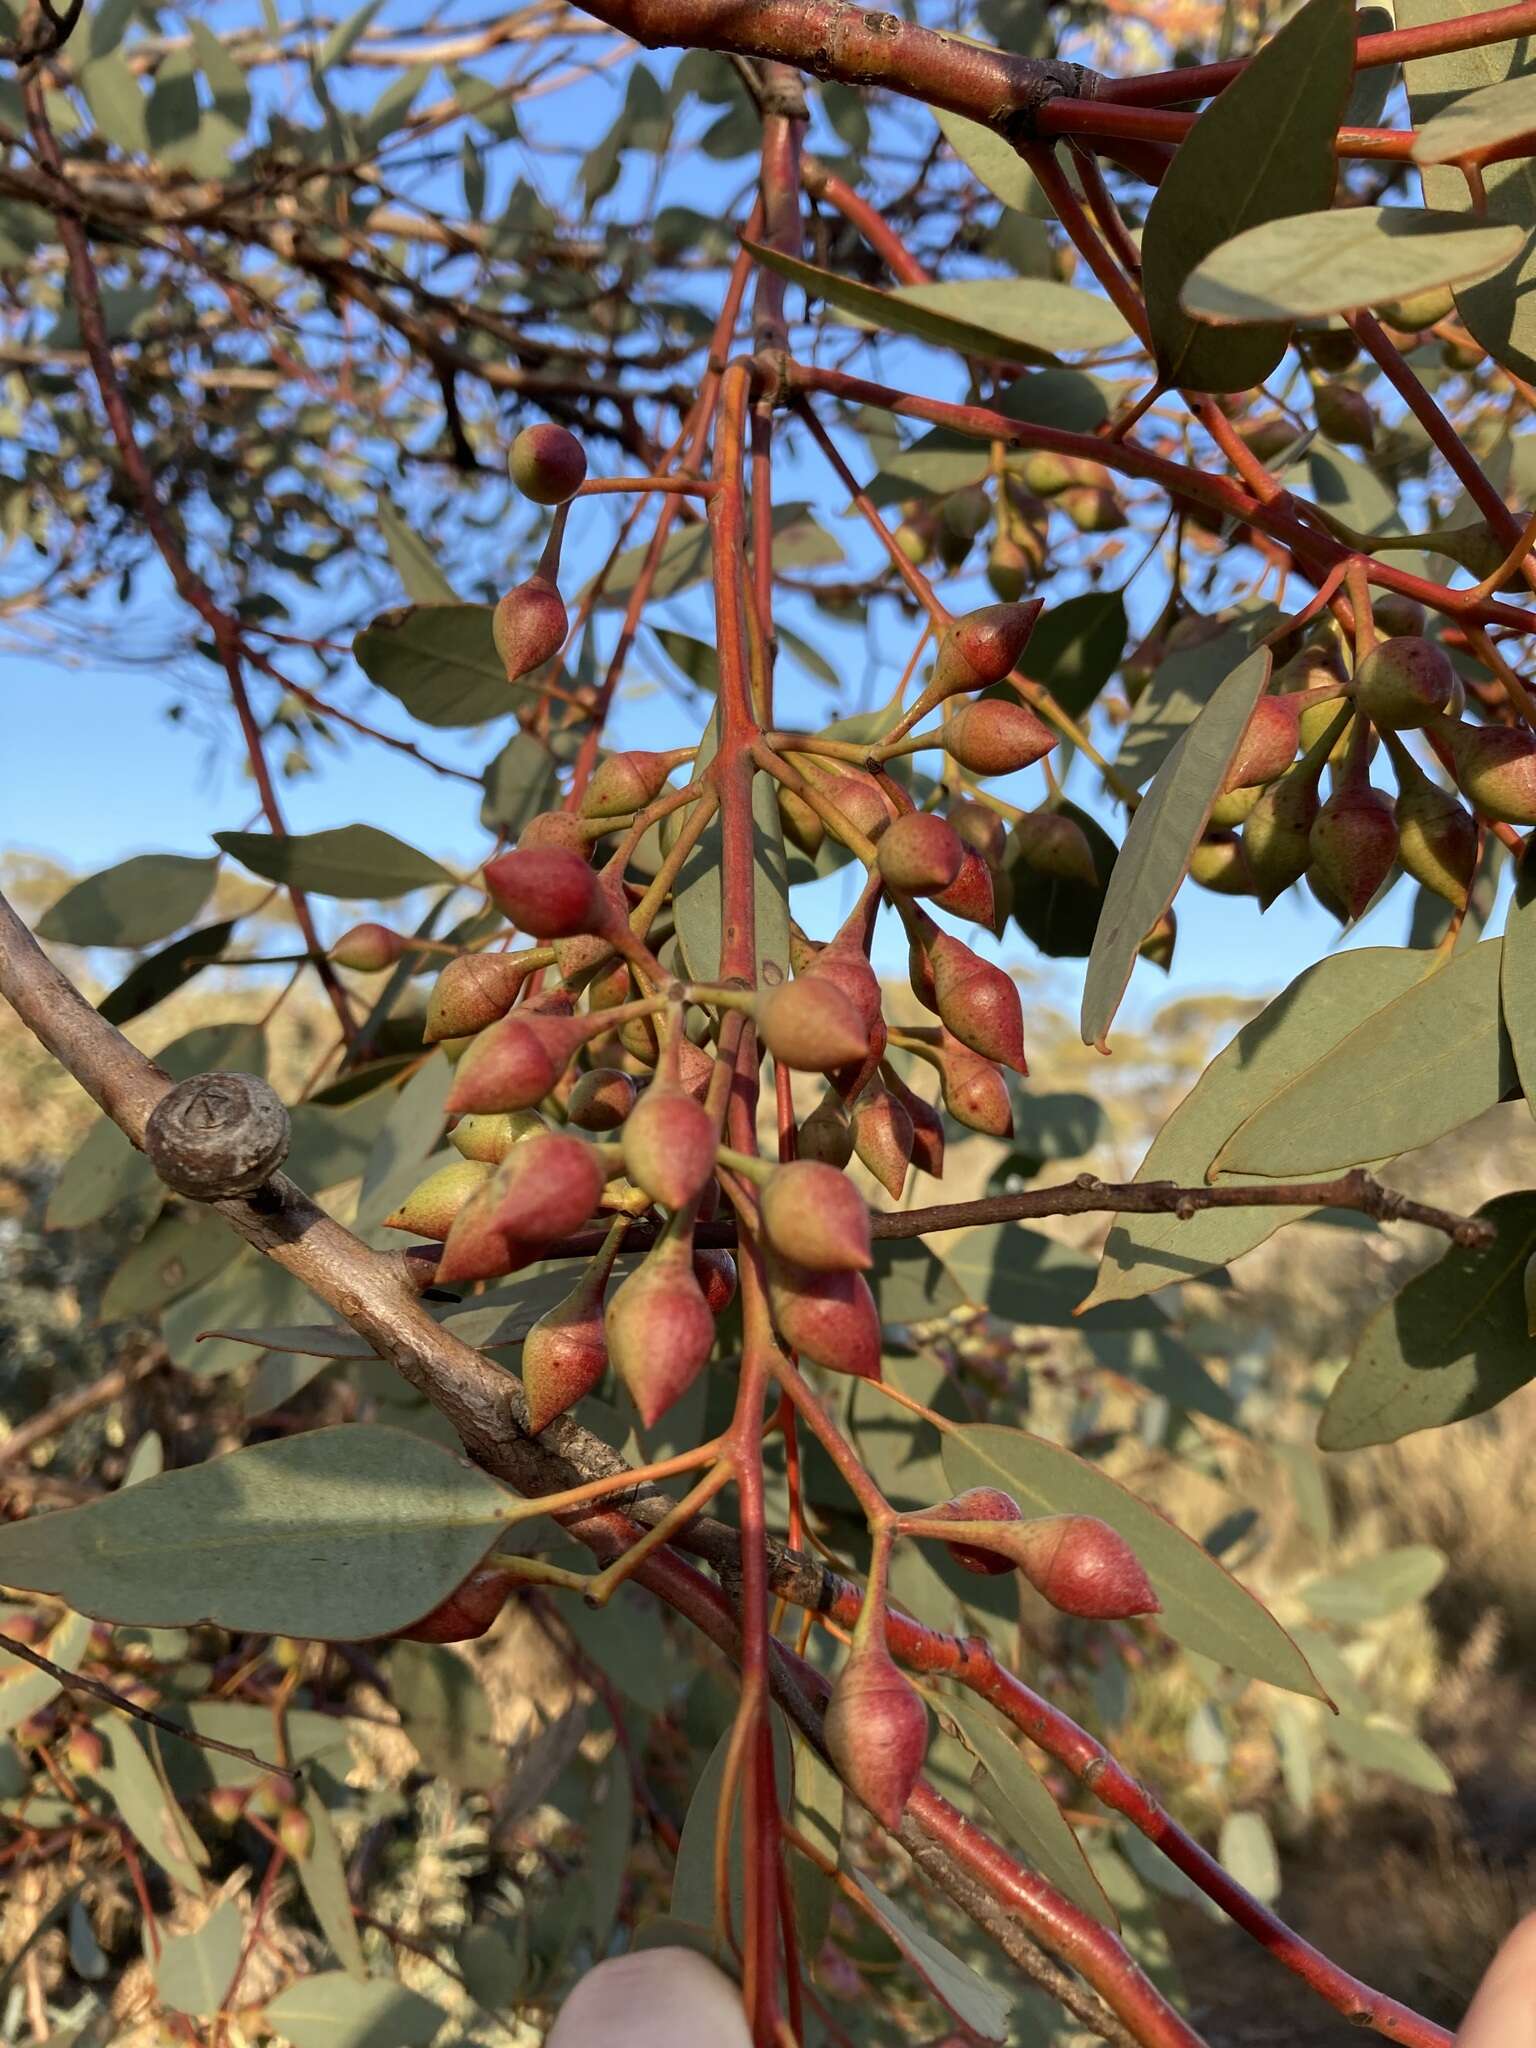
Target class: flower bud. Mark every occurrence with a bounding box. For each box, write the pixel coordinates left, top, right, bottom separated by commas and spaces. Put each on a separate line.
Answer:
876, 813, 964, 897
445, 1013, 583, 1115
930, 847, 996, 927
277, 1806, 315, 1860
851, 1084, 913, 1201
606, 1237, 718, 1425
885, 1069, 945, 1178
986, 532, 1030, 602
488, 1132, 605, 1246
825, 1641, 928, 1830
677, 1038, 717, 1102
941, 698, 1056, 777
621, 1084, 718, 1211
948, 800, 1007, 870
393, 1564, 515, 1642
766, 1255, 881, 1380
778, 786, 825, 858
567, 1066, 637, 1131
692, 1248, 738, 1315
929, 1488, 1025, 1575
426, 952, 538, 1043
331, 923, 407, 973
935, 1033, 1013, 1138
1223, 695, 1300, 791
797, 1089, 855, 1168
820, 771, 892, 842
808, 939, 883, 1043
1009, 809, 1098, 887
1443, 721, 1536, 824
384, 1159, 491, 1240
207, 1785, 247, 1825
1189, 832, 1255, 895
756, 978, 870, 1073
1354, 636, 1455, 730
1313, 380, 1375, 451
1209, 784, 1264, 829
1020, 450, 1075, 497
760, 1160, 873, 1272
510, 422, 587, 504
579, 750, 679, 821
449, 1109, 546, 1164
1007, 1514, 1160, 1620
1242, 766, 1321, 907
929, 601, 1042, 702
928, 933, 1027, 1074
493, 577, 568, 682
1309, 783, 1399, 919
64, 1726, 106, 1776
484, 847, 614, 941
1394, 761, 1477, 908
1373, 594, 1427, 639
523, 1255, 617, 1433
1139, 909, 1177, 970
519, 809, 592, 855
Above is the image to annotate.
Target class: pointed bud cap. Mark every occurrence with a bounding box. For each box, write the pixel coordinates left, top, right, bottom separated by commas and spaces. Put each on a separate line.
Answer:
1010, 810, 1098, 887
524, 1276, 612, 1433
449, 1109, 546, 1163
579, 750, 679, 821
876, 813, 964, 897
887, 1073, 945, 1178
331, 923, 407, 972
757, 978, 870, 1073
930, 846, 996, 927
692, 1248, 739, 1315
1443, 720, 1536, 825
384, 1159, 490, 1240
931, 600, 1042, 699
929, 933, 1027, 1073
941, 698, 1056, 777
1395, 774, 1477, 908
485, 846, 614, 940
606, 1241, 718, 1426
394, 1564, 515, 1642
936, 1034, 1014, 1137
493, 577, 568, 682
426, 952, 537, 1043
567, 1066, 638, 1131
1224, 695, 1300, 791
821, 772, 892, 842
1308, 784, 1399, 919
1242, 770, 1320, 908
851, 1085, 913, 1201
1189, 832, 1256, 896
621, 1084, 718, 1211
489, 1132, 604, 1246
445, 1016, 561, 1115
766, 1256, 881, 1380
1008, 1514, 1160, 1620
948, 799, 1008, 870
825, 1642, 928, 1830
510, 423, 587, 504
761, 1160, 873, 1272
797, 1089, 855, 1168
1354, 637, 1455, 730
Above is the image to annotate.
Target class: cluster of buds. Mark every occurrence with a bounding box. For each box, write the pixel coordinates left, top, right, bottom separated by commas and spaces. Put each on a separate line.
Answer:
892, 453, 1128, 600
1181, 615, 1512, 920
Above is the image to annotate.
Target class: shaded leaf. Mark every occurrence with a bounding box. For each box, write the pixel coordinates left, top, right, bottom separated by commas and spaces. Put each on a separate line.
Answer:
355, 603, 529, 727
673, 712, 790, 982
295, 1781, 368, 1978
154, 1900, 242, 2015
868, 1240, 966, 1326
1320, 1190, 1536, 1448
852, 1873, 1009, 2043
1500, 854, 1536, 1115
1007, 798, 1118, 958
378, 499, 458, 604
1414, 71, 1536, 160
387, 1641, 503, 1790
1301, 1545, 1446, 1622
1083, 646, 1272, 1050
37, 855, 218, 949
480, 731, 560, 838
672, 1711, 791, 1949
943, 1426, 1325, 1697
1114, 624, 1253, 790
99, 1207, 242, 1323
1217, 1813, 1280, 1904
98, 920, 238, 1026
0, 1426, 516, 1638
1215, 940, 1513, 1175
1182, 206, 1524, 323
78, 50, 148, 153
1088, 949, 1434, 1306
890, 278, 1131, 354
263, 1974, 445, 2048
1326, 1715, 1454, 1792
1140, 0, 1355, 389
588, 500, 838, 607
934, 106, 1043, 211
214, 825, 451, 898
91, 1727, 206, 1890
1026, 590, 1127, 720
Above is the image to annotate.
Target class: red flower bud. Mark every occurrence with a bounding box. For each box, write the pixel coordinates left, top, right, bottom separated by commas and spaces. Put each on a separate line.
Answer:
484, 847, 615, 941
510, 422, 587, 504
493, 577, 568, 682
567, 1066, 638, 1132
929, 932, 1027, 1074
930, 600, 1042, 700
488, 1133, 604, 1246
393, 1564, 515, 1642
935, 1032, 1014, 1138
928, 1487, 1025, 1575
692, 1248, 739, 1315
929, 846, 996, 927
425, 952, 537, 1043
760, 1160, 873, 1272
1308, 783, 1399, 920
819, 771, 893, 843
277, 1806, 315, 1860
949, 799, 1008, 870
330, 922, 407, 972
606, 1237, 718, 1426
941, 698, 1056, 776
1354, 636, 1455, 731
579, 750, 680, 821
523, 1255, 616, 1433
876, 813, 964, 897
851, 1083, 913, 1201
1007, 1514, 1160, 1620
766, 1255, 881, 1380
1223, 694, 1300, 791
445, 1012, 584, 1115
1443, 720, 1536, 824
64, 1726, 106, 1776
825, 1641, 928, 1830
756, 978, 870, 1073
519, 809, 592, 855
885, 1069, 945, 1178
621, 1084, 718, 1211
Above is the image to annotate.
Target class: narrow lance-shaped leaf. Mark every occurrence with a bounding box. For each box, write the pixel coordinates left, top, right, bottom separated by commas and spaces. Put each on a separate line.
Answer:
1214, 940, 1515, 1177
37, 854, 218, 948
1320, 1191, 1536, 1449
214, 825, 452, 898
1500, 853, 1536, 1115
1082, 645, 1271, 1050
852, 1873, 1010, 2044
1139, 0, 1356, 390
0, 1426, 518, 1639
1181, 206, 1525, 325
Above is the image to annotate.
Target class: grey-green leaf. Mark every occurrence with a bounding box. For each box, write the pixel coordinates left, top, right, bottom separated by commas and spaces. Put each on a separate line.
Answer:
1087, 948, 1435, 1306
890, 278, 1131, 355
355, 603, 527, 726
294, 1783, 368, 1978
214, 825, 452, 898
1083, 646, 1271, 1049
155, 1900, 243, 2014
387, 1641, 504, 1790
1325, 1716, 1454, 1793
1026, 590, 1128, 721
378, 499, 458, 604
1500, 855, 1536, 1115
852, 1873, 1009, 2043
1181, 207, 1525, 325
1413, 71, 1536, 162
0, 1426, 515, 1638
37, 855, 219, 948
263, 1973, 446, 2048
1319, 1190, 1536, 1449
1139, 0, 1356, 389
1300, 1545, 1446, 1622
673, 718, 790, 983
942, 1426, 1326, 1698
1214, 940, 1514, 1176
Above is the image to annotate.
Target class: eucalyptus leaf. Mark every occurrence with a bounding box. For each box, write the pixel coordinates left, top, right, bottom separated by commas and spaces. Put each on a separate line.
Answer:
214, 826, 452, 898
37, 855, 218, 949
